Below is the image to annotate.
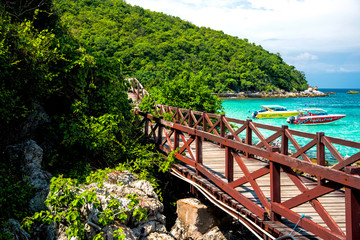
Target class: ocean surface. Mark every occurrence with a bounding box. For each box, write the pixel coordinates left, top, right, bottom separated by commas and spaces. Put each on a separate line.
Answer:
222, 88, 360, 164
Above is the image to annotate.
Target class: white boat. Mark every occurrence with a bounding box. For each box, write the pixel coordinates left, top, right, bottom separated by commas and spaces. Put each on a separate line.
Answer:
287, 109, 346, 125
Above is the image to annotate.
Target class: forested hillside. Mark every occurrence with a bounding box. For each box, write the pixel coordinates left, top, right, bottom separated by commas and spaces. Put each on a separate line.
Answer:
0, 1, 167, 235
53, 0, 308, 93
1, 0, 309, 238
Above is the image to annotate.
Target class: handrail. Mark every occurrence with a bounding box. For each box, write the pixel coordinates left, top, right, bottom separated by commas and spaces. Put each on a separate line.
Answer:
135, 105, 360, 240
126, 77, 149, 100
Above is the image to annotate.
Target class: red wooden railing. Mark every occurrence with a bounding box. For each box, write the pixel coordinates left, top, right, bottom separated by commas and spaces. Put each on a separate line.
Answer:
128, 78, 360, 240
134, 105, 360, 240
126, 77, 149, 101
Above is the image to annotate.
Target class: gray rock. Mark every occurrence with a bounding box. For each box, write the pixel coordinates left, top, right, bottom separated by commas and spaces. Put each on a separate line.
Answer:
6, 140, 52, 215
170, 198, 232, 240
6, 140, 52, 190
202, 226, 227, 240
4, 219, 31, 240
29, 188, 49, 213
144, 232, 175, 240
49, 171, 169, 239
130, 180, 157, 199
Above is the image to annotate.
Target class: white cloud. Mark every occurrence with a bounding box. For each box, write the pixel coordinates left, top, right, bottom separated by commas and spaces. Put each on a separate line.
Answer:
127, 0, 360, 52
126, 0, 360, 84
336, 65, 360, 73
291, 52, 318, 61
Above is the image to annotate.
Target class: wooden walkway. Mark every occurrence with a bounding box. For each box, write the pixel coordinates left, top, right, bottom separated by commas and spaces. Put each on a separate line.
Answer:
177, 137, 345, 239
127, 78, 360, 240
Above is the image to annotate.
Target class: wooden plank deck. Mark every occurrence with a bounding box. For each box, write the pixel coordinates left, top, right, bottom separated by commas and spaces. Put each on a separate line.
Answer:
177, 135, 346, 239
128, 91, 348, 239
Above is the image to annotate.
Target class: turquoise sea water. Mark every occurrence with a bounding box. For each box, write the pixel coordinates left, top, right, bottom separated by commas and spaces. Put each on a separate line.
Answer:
222, 89, 360, 163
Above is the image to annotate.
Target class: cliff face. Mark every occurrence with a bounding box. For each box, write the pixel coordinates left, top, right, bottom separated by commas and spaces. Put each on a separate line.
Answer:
4, 140, 173, 239
4, 140, 256, 239
48, 171, 172, 240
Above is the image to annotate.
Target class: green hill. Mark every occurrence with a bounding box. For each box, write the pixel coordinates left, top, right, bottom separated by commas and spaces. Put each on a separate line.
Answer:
52, 0, 308, 93
0, 1, 308, 235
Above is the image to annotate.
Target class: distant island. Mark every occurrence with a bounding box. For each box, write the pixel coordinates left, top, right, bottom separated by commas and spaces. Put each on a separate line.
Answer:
214, 87, 328, 98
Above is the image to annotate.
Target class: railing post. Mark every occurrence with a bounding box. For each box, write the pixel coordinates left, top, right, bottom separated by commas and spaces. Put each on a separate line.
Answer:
270, 146, 281, 221
154, 104, 159, 116
132, 78, 136, 93
176, 107, 180, 122
157, 117, 163, 146
196, 126, 203, 176
144, 112, 149, 137
220, 114, 226, 148
202, 111, 207, 142
281, 125, 289, 155
134, 110, 139, 127
345, 166, 360, 240
188, 109, 193, 128
190, 126, 203, 196
158, 105, 163, 115
246, 119, 252, 158
317, 132, 325, 185
174, 120, 180, 151
136, 83, 140, 101
225, 135, 234, 183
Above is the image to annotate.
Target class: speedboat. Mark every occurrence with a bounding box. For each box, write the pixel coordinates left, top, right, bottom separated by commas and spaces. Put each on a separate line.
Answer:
251, 105, 299, 119
287, 109, 346, 125
347, 90, 359, 94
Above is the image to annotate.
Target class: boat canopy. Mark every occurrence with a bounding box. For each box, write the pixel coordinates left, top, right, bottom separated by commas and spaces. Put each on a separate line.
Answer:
302, 109, 328, 116
260, 105, 288, 111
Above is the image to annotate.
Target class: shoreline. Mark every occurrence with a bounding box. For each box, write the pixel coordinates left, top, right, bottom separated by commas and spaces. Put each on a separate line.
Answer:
213, 88, 329, 99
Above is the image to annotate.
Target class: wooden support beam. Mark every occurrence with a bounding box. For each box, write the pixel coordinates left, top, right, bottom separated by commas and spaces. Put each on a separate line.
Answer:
345, 166, 360, 240
174, 120, 180, 150
281, 125, 288, 155
317, 132, 325, 185
188, 109, 193, 128
196, 126, 203, 177
202, 111, 207, 142
225, 135, 234, 183
157, 117, 163, 146
144, 112, 149, 137
246, 119, 252, 158
220, 114, 226, 148
270, 146, 281, 221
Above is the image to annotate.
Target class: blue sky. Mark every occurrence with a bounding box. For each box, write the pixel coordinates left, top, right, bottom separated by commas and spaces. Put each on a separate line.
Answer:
126, 0, 360, 88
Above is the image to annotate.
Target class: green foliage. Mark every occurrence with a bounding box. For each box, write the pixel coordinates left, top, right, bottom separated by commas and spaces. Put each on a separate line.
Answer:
0, 166, 35, 222
52, 0, 308, 94
0, 162, 36, 238
0, 2, 133, 166
113, 229, 125, 240
138, 95, 156, 114
0, 0, 309, 237
0, 11, 64, 126
151, 71, 223, 113
0, 2, 175, 238
22, 173, 148, 239
120, 143, 165, 185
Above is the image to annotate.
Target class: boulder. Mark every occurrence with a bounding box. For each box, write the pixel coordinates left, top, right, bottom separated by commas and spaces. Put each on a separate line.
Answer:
170, 198, 232, 240
50, 171, 173, 240
6, 140, 52, 190
5, 140, 52, 213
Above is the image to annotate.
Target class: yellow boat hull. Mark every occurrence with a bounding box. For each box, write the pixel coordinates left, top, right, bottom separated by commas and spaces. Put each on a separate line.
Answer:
256, 111, 299, 119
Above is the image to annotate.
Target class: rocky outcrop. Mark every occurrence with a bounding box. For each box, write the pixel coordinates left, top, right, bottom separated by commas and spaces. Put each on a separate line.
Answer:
170, 198, 233, 240
51, 171, 174, 240
4, 141, 254, 240
214, 87, 328, 99
4, 140, 53, 239
6, 140, 52, 213
4, 141, 175, 240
